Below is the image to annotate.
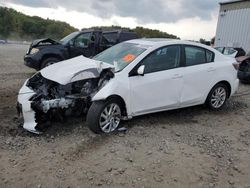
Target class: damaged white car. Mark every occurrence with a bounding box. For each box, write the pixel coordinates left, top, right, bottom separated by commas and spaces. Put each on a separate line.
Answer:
17, 39, 239, 134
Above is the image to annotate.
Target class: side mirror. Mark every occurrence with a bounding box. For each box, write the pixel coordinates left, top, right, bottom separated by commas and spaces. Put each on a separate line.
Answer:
137, 65, 145, 76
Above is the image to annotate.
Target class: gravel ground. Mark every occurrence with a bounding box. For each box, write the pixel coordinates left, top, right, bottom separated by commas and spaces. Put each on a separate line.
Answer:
0, 44, 250, 188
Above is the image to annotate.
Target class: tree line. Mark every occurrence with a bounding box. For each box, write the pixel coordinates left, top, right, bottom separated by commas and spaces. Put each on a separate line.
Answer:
90, 26, 179, 39
0, 7, 77, 40
0, 7, 179, 41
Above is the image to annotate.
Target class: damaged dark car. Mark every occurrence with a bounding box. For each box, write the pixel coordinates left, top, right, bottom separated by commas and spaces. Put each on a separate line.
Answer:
237, 52, 250, 83
24, 29, 138, 70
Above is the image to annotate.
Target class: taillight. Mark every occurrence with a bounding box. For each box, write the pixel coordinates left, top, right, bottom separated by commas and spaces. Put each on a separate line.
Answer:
232, 62, 239, 70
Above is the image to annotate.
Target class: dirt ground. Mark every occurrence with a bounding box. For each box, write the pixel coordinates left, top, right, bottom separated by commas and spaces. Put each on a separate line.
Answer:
0, 44, 250, 188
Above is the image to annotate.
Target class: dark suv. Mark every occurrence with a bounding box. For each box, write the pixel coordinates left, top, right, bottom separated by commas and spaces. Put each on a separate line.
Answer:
24, 30, 138, 70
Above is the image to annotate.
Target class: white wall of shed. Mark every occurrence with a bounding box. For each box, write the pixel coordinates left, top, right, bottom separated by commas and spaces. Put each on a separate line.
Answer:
215, 8, 250, 53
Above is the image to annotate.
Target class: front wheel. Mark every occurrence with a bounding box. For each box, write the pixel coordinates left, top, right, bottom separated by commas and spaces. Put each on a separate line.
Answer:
86, 99, 122, 134
206, 83, 229, 110
40, 57, 60, 69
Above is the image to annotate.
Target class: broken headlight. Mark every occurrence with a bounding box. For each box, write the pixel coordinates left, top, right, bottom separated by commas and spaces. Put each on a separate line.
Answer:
30, 48, 39, 55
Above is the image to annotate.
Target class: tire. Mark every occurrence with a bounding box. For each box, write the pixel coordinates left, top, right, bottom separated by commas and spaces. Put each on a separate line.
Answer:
206, 83, 229, 110
86, 99, 122, 134
40, 57, 60, 69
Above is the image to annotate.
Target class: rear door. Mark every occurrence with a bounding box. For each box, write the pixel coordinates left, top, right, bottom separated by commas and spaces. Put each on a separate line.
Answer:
180, 45, 216, 107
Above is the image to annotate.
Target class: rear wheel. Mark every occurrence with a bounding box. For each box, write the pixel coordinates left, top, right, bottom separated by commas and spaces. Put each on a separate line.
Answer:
41, 57, 60, 69
86, 99, 122, 134
206, 83, 228, 110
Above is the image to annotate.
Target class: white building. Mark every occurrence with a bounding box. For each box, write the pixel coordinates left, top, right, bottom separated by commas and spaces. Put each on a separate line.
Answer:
215, 0, 250, 52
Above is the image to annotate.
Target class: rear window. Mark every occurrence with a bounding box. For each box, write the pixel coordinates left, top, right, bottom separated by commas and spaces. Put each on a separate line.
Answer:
119, 32, 138, 42
185, 46, 206, 66
102, 32, 118, 44
184, 46, 214, 66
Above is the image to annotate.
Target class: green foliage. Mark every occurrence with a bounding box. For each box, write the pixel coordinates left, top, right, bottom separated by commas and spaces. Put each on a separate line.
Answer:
89, 25, 130, 31
0, 7, 77, 40
90, 25, 179, 39
0, 7, 14, 38
211, 36, 215, 45
133, 27, 179, 39
199, 38, 206, 44
0, 7, 179, 40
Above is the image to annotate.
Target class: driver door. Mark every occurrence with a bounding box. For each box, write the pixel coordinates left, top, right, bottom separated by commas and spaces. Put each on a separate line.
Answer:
129, 45, 183, 115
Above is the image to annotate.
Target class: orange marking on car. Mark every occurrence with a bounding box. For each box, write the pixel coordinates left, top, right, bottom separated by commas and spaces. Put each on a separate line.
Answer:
123, 54, 136, 62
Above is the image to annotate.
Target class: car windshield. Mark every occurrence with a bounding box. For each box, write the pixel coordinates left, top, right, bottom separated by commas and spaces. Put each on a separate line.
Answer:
60, 31, 79, 45
93, 42, 146, 72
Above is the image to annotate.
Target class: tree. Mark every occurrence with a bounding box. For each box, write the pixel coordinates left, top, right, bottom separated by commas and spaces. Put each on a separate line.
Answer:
0, 7, 14, 38
0, 7, 179, 41
199, 38, 206, 44
0, 7, 77, 40
211, 37, 215, 45
88, 25, 179, 39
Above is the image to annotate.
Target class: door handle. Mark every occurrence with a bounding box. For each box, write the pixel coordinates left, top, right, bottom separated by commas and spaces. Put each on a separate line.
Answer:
172, 74, 183, 79
207, 67, 216, 72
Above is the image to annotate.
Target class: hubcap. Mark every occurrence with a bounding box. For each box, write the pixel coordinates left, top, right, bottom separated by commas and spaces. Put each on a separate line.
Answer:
211, 87, 226, 108
99, 103, 121, 133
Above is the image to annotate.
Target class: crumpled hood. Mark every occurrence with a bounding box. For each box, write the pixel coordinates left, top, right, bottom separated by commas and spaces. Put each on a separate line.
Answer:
31, 38, 60, 48
40, 56, 114, 85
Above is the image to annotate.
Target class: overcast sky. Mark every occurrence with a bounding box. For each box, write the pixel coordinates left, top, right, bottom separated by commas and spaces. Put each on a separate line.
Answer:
1, 0, 222, 40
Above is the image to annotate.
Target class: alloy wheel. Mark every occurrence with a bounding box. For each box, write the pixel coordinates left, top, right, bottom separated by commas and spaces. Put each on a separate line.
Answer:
99, 103, 121, 133
210, 86, 227, 108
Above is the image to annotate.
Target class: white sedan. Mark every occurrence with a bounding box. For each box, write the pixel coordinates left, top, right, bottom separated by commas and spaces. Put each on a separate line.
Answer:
17, 39, 239, 134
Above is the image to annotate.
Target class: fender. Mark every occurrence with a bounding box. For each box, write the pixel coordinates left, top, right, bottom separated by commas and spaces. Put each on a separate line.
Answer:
92, 75, 132, 115
39, 45, 68, 61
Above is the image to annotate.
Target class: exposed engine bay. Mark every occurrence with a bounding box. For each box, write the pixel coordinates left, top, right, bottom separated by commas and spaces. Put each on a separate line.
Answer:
17, 56, 114, 134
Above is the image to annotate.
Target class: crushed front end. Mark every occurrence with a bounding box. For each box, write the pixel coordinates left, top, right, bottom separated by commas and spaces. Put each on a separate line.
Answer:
17, 69, 114, 134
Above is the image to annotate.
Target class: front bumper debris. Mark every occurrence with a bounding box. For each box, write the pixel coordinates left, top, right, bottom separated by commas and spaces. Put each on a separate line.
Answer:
17, 81, 41, 134
24, 54, 41, 70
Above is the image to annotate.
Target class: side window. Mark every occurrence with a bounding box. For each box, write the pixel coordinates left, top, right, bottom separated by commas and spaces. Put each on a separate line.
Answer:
206, 50, 214, 62
185, 46, 206, 66
141, 45, 181, 74
102, 32, 118, 45
74, 32, 91, 48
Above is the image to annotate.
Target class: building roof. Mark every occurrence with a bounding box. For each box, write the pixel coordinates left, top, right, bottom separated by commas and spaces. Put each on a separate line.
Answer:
220, 0, 250, 5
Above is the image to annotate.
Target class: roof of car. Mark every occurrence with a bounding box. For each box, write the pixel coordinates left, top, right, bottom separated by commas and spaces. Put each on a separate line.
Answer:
126, 38, 212, 49
140, 38, 179, 42
130, 38, 178, 43
126, 38, 179, 46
